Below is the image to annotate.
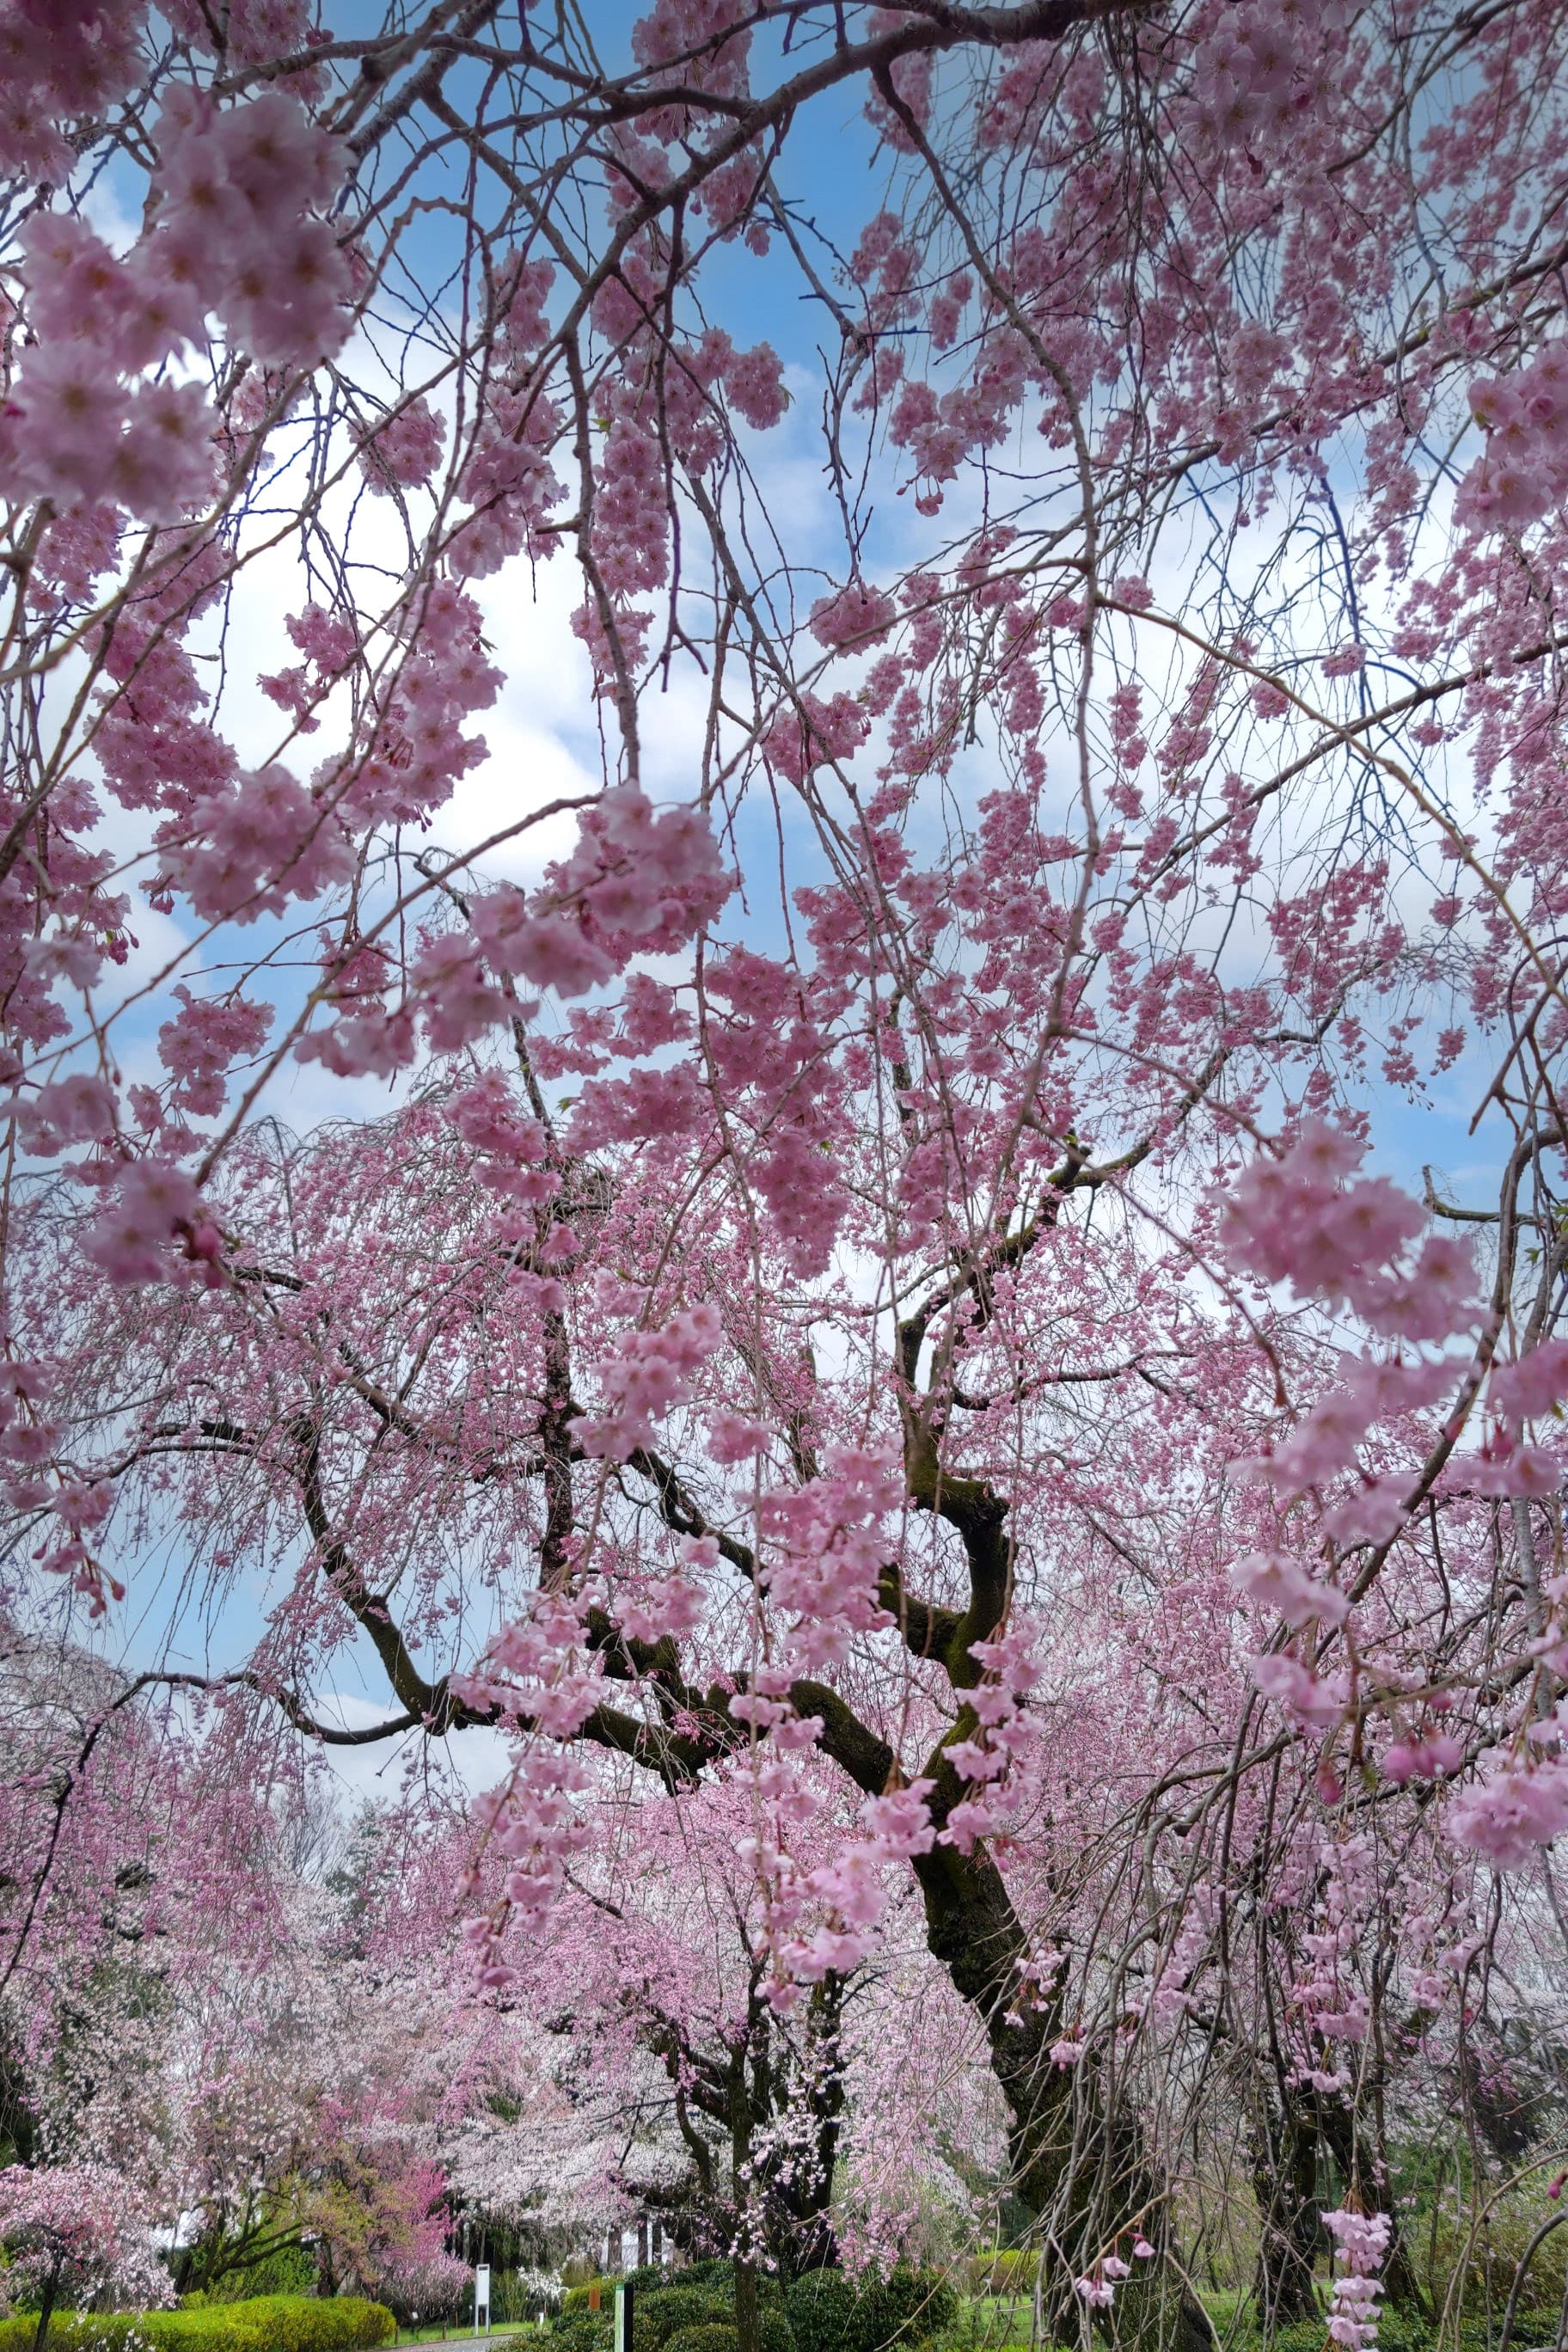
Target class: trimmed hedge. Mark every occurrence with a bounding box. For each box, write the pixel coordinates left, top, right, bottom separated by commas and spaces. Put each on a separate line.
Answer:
0, 2299, 394, 2352
660, 2271, 782, 2311
964, 2255, 1034, 2301
562, 2288, 618, 2318
550, 2316, 611, 2352
785, 2271, 956, 2352
558, 2265, 946, 2352
663, 2331, 738, 2352
564, 2267, 968, 2352
553, 2278, 795, 2352
637, 2295, 731, 2350
1265, 2315, 1565, 2352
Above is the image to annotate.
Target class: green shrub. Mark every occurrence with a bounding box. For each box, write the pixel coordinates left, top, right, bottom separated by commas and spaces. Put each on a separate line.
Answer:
1424, 2191, 1568, 2324
555, 2268, 799, 2352
563, 2287, 620, 2318
756, 2311, 795, 2352
787, 2269, 956, 2352
205, 2254, 320, 2306
669, 2269, 781, 2310
550, 2312, 613, 2352
636, 2294, 732, 2350
784, 2273, 858, 2352
662, 2327, 738, 2352
0, 2297, 394, 2352
1269, 2321, 1326, 2352
912, 2298, 1015, 2352
1265, 2317, 1565, 2352
965, 2256, 1034, 2301
1508, 2313, 1566, 2349
872, 2272, 959, 2352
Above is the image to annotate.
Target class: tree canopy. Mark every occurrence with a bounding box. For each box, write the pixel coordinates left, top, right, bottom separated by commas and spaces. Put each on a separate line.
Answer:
3, 3, 1568, 2347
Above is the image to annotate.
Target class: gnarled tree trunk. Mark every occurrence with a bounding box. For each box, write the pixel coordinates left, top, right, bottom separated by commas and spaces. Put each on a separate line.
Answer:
910, 1828, 1211, 2352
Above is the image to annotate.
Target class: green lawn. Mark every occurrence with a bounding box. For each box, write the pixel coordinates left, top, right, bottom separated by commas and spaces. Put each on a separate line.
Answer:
390, 2330, 549, 2348
970, 2294, 1035, 2349
954, 2285, 1292, 2351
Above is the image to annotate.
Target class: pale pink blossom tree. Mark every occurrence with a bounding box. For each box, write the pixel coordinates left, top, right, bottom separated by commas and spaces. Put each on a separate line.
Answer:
0, 2161, 172, 2345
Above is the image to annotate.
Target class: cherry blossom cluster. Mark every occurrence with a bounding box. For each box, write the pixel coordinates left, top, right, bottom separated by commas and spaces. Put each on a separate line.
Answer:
577, 1301, 724, 1460
378, 2253, 475, 2324
1186, 0, 1355, 158
84, 1157, 221, 1292
610, 0, 768, 244
452, 374, 566, 579
1284, 1833, 1374, 2093
157, 986, 274, 1120
756, 1448, 902, 1674
456, 1594, 609, 1972
358, 395, 448, 496
1322, 2208, 1391, 2350
1216, 1124, 1568, 1873
151, 89, 352, 369
1074, 2246, 1143, 2306
561, 193, 787, 683
442, 1075, 559, 1209
0, 92, 350, 524
742, 1774, 934, 2001
940, 1622, 1046, 1855
0, 0, 146, 184
1449, 1706, 1568, 1871
14, 1447, 118, 1618
1456, 344, 1568, 535
0, 215, 217, 524
160, 0, 315, 72
470, 784, 732, 997
162, 759, 353, 927
612, 1533, 711, 1644
334, 579, 502, 830
1216, 1118, 1479, 1342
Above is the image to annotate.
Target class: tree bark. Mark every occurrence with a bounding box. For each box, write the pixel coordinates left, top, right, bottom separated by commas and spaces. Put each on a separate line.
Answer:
1251, 2095, 1322, 2330
775, 1975, 845, 2276
733, 2263, 759, 2352
730, 2044, 760, 2352
1317, 2096, 1426, 2315
32, 2251, 64, 2352
908, 1827, 1210, 2352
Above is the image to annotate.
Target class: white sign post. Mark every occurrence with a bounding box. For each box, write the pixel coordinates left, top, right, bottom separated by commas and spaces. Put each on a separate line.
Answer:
475, 2266, 492, 2338
614, 2282, 634, 2352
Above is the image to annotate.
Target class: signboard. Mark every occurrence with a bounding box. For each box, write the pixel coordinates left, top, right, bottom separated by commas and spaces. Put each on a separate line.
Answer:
475, 2266, 492, 2337
615, 2283, 634, 2352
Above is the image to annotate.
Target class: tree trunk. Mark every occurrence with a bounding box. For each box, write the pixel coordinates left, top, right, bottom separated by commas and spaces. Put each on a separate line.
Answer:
1252, 2097, 1322, 2330
33, 2251, 64, 2352
779, 1973, 845, 2276
1317, 2098, 1426, 2315
909, 1830, 1210, 2352
730, 2043, 760, 2352
734, 2263, 759, 2352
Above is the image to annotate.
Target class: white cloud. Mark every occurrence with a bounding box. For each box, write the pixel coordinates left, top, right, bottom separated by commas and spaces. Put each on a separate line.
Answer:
309, 1687, 513, 1811
436, 709, 599, 887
